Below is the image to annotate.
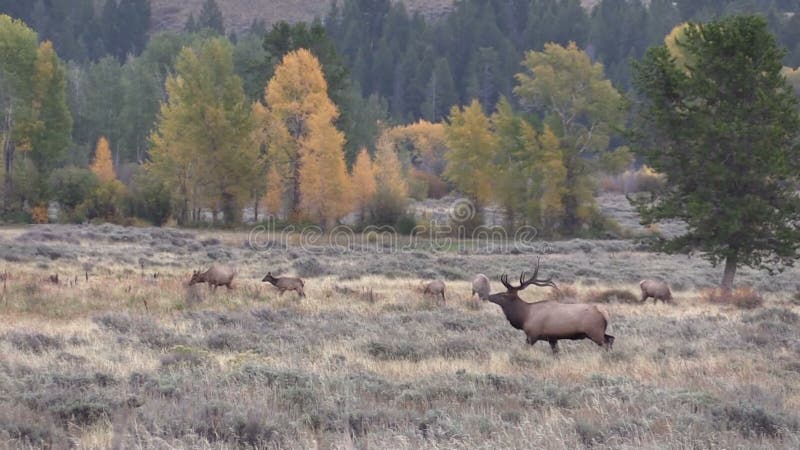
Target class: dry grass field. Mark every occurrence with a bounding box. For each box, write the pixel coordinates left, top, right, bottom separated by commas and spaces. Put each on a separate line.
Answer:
1, 222, 800, 448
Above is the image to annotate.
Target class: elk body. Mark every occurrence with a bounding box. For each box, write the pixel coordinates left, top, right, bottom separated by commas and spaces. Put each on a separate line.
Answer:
262, 272, 305, 297
471, 274, 490, 300
639, 279, 672, 303
422, 280, 446, 303
189, 265, 235, 290
486, 261, 614, 354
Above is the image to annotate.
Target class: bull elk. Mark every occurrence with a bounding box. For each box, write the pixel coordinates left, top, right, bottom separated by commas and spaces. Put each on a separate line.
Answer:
639, 279, 672, 303
486, 260, 614, 354
262, 272, 305, 297
188, 265, 235, 290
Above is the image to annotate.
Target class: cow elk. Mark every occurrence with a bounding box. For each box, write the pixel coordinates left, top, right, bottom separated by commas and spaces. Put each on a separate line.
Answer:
471, 274, 491, 300
262, 272, 305, 297
188, 265, 235, 290
639, 279, 672, 303
486, 260, 614, 354
422, 280, 446, 303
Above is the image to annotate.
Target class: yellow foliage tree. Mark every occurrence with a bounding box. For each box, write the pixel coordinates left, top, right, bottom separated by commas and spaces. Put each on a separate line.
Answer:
443, 100, 495, 207
665, 23, 696, 73
264, 165, 283, 217
386, 120, 449, 198
262, 49, 342, 221
298, 112, 352, 227
371, 133, 409, 224
350, 148, 377, 223
90, 136, 116, 183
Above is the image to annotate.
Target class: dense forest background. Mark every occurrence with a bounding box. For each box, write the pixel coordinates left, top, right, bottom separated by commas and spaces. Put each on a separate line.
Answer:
2, 0, 800, 231
4, 0, 800, 166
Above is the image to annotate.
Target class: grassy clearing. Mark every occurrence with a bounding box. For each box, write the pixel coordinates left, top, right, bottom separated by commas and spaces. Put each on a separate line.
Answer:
0, 225, 799, 448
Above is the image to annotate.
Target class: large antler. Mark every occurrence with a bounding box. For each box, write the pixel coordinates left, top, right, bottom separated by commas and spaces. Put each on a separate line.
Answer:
500, 258, 558, 291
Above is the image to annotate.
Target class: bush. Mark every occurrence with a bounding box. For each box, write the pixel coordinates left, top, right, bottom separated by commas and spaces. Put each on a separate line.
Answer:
4, 331, 63, 354
700, 287, 764, 309
80, 179, 127, 223
585, 289, 640, 304
544, 284, 578, 301
127, 172, 172, 226
365, 340, 426, 362
48, 166, 99, 223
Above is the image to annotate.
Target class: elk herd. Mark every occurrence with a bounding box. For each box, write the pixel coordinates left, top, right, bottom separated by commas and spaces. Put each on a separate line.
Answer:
183, 258, 673, 355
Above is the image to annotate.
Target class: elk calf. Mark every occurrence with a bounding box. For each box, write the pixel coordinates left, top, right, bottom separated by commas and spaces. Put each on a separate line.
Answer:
262, 272, 305, 297
639, 279, 672, 303
486, 259, 614, 354
471, 274, 490, 300
423, 280, 446, 303
189, 265, 235, 290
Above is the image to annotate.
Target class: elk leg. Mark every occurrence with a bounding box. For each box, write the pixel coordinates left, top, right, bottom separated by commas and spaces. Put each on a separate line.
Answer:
526, 335, 537, 346
548, 340, 559, 354
225, 283, 232, 290
604, 334, 615, 350
441, 292, 446, 304
279, 289, 284, 296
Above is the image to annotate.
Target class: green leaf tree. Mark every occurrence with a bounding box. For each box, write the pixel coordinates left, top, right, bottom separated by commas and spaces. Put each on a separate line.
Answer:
514, 42, 624, 234
148, 37, 257, 225
632, 15, 800, 290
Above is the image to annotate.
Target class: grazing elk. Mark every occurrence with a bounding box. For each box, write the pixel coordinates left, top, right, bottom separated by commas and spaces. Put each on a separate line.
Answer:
188, 265, 235, 290
486, 260, 614, 354
639, 279, 672, 303
422, 280, 446, 303
262, 272, 305, 297
471, 274, 491, 300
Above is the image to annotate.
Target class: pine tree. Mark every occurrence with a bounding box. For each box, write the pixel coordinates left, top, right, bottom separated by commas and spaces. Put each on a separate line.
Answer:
90, 136, 115, 183
198, 0, 225, 35
632, 15, 800, 290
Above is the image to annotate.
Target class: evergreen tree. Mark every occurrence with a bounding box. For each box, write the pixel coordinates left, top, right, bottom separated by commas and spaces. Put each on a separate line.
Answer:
632, 15, 800, 290
197, 0, 225, 35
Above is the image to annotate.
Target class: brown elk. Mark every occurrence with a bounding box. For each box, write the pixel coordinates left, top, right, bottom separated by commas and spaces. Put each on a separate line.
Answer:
471, 274, 490, 300
639, 279, 672, 303
262, 272, 305, 297
422, 280, 446, 303
486, 261, 614, 354
188, 265, 235, 290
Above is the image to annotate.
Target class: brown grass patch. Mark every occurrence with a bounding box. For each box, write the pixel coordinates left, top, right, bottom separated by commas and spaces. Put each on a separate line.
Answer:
699, 287, 764, 310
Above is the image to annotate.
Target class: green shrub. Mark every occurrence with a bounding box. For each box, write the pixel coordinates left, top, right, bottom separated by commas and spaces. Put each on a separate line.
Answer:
48, 166, 99, 223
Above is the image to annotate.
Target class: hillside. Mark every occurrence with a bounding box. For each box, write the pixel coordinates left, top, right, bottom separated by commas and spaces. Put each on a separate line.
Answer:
150, 0, 600, 33
150, 0, 456, 33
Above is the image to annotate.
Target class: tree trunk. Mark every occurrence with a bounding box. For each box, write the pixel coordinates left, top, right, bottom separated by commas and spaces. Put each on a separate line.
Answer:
721, 250, 739, 292
3, 105, 14, 215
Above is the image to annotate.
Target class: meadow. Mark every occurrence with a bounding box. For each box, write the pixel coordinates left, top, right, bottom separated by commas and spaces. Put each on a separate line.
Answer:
1, 221, 800, 449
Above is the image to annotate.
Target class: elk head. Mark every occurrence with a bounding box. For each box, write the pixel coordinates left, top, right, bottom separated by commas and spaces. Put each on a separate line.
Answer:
262, 272, 277, 283
188, 269, 203, 286
486, 258, 558, 305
